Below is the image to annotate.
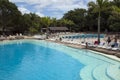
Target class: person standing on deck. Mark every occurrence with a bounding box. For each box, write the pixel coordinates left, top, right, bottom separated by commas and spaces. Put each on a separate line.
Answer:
107, 36, 111, 44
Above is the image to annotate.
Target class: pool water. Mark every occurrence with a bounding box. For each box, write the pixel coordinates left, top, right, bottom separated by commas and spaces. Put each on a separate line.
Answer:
0, 41, 83, 80
0, 40, 120, 80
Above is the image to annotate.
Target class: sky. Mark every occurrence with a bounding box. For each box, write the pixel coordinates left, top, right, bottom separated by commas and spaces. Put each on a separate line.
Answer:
9, 0, 96, 19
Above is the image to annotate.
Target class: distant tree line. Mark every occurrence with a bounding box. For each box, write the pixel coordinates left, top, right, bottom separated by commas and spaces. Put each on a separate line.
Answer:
0, 0, 74, 35
0, 0, 120, 35
63, 0, 120, 32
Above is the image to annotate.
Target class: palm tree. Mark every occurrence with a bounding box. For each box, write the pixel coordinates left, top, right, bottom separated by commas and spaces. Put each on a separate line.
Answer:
41, 17, 51, 38
88, 0, 109, 44
97, 0, 109, 43
65, 20, 74, 32
51, 18, 57, 27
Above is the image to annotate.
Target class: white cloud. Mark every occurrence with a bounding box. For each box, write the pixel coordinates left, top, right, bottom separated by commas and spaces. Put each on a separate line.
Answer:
36, 12, 44, 17
18, 7, 30, 14
10, 0, 95, 10
10, 0, 96, 18
18, 7, 44, 17
33, 0, 88, 12
9, 0, 27, 3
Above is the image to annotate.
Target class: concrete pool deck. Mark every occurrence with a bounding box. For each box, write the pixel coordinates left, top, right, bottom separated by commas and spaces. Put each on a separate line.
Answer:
46, 40, 120, 62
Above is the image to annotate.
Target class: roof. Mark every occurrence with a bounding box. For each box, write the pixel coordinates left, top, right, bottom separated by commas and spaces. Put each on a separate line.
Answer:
49, 27, 68, 31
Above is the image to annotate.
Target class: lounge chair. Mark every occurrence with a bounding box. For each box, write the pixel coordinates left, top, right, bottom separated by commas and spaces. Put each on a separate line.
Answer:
111, 47, 119, 51
110, 42, 119, 51
0, 35, 6, 41
80, 41, 86, 46
101, 44, 112, 50
97, 42, 105, 48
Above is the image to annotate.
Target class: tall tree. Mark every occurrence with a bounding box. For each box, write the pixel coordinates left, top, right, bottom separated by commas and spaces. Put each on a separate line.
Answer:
0, 0, 21, 35
29, 13, 41, 34
108, 0, 120, 32
51, 18, 57, 27
63, 8, 87, 32
112, 0, 120, 7
88, 0, 109, 43
41, 17, 51, 38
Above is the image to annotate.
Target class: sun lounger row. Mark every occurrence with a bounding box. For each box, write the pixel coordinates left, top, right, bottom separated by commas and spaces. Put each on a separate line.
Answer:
60, 38, 120, 51
0, 35, 24, 41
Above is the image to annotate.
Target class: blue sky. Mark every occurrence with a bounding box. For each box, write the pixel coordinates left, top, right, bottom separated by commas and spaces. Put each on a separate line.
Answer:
9, 0, 95, 19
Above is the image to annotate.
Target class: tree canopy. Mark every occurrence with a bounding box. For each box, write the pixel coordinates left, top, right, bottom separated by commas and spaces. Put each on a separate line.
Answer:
0, 0, 21, 34
0, 0, 119, 35
63, 0, 120, 32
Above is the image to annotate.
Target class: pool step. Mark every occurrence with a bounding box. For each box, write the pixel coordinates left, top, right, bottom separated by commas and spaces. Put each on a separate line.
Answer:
92, 64, 111, 80
107, 65, 120, 80
80, 65, 96, 80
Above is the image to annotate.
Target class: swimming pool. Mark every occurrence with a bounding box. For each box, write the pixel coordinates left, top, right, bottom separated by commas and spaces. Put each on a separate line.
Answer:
0, 40, 120, 80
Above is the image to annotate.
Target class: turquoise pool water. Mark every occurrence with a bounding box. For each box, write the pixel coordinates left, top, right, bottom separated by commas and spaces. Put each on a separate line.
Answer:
0, 40, 120, 80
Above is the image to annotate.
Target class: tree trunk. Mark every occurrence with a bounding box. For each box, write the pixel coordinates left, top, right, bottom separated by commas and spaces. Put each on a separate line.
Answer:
46, 26, 49, 39
70, 26, 71, 32
2, 26, 5, 35
98, 11, 101, 44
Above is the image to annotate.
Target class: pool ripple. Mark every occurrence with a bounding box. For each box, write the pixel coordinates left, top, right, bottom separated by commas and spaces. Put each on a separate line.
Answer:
80, 64, 97, 80
107, 65, 120, 80
92, 64, 111, 80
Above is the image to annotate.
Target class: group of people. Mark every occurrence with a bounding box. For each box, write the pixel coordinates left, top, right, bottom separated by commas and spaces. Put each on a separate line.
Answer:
107, 36, 119, 48
85, 35, 120, 49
